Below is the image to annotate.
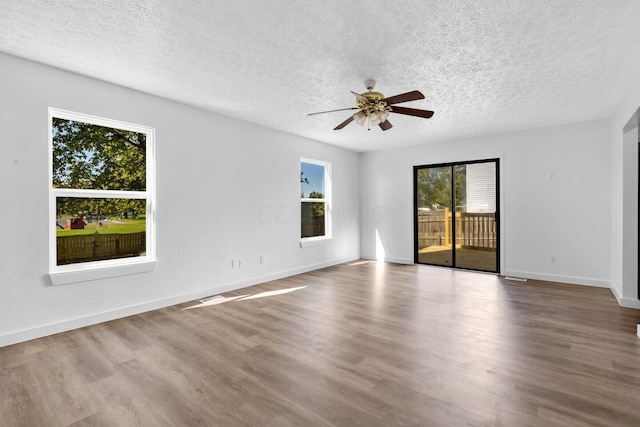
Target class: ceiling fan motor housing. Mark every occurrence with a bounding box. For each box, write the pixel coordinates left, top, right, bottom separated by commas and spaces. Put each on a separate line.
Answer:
356, 91, 385, 109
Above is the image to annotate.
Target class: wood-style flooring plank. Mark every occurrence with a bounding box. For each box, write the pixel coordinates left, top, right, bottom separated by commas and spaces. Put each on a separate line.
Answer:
1, 261, 640, 426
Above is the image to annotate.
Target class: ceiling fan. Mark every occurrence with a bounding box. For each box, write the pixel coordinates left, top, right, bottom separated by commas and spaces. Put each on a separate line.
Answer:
308, 79, 434, 131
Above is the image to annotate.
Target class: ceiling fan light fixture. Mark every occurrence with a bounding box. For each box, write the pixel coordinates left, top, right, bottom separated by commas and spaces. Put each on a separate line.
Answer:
370, 110, 389, 126
353, 110, 368, 126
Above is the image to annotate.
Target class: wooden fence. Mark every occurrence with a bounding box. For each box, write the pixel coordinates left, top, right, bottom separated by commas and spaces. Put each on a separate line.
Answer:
301, 215, 325, 238
57, 232, 146, 265
417, 209, 496, 250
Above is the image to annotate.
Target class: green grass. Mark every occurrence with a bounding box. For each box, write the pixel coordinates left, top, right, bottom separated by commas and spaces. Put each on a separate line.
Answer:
56, 218, 145, 237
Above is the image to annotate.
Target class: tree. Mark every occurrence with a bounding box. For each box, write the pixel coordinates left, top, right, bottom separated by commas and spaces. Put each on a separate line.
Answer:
307, 191, 325, 217
300, 172, 310, 197
416, 166, 466, 210
53, 119, 146, 218
300, 172, 309, 185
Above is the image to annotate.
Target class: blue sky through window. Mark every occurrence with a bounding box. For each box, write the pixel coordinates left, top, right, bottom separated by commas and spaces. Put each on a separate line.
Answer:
301, 162, 324, 197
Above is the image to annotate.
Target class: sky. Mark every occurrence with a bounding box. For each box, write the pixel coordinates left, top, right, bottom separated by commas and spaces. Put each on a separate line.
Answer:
301, 162, 324, 197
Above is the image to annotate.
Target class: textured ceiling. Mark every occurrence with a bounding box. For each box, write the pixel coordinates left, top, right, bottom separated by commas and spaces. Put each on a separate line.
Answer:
2, 1, 640, 152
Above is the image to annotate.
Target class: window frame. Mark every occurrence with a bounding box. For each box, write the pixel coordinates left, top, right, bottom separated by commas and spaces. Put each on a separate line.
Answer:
300, 157, 332, 247
48, 108, 156, 285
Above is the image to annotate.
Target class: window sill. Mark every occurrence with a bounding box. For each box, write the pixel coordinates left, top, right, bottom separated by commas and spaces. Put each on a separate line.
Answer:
49, 259, 157, 286
300, 236, 332, 248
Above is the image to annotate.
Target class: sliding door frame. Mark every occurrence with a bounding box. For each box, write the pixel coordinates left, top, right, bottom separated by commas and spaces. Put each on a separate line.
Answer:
413, 158, 500, 273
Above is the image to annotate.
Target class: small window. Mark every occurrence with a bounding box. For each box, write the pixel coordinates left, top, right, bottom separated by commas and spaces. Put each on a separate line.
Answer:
49, 108, 155, 284
300, 159, 331, 245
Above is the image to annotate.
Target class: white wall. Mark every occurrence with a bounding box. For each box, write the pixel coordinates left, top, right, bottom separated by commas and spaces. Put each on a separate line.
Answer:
610, 69, 640, 308
360, 119, 612, 288
0, 53, 360, 346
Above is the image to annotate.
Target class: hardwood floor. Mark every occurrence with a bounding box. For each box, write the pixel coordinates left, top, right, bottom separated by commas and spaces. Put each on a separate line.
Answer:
2, 261, 640, 426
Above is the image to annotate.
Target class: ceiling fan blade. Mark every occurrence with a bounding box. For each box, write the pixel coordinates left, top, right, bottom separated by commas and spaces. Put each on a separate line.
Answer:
307, 107, 359, 116
350, 91, 371, 104
383, 90, 425, 105
379, 120, 392, 131
390, 106, 434, 118
334, 115, 355, 130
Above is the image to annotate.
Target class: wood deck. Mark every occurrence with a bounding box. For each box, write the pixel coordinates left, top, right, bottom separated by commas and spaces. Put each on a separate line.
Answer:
418, 246, 498, 271
2, 261, 640, 426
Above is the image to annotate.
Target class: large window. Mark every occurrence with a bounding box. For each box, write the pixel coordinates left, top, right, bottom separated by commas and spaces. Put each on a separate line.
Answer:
300, 158, 331, 245
49, 108, 155, 285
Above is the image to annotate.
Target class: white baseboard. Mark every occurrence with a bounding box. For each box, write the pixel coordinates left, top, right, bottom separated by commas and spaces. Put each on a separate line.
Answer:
501, 269, 640, 309
0, 256, 358, 348
502, 270, 611, 288
609, 284, 640, 309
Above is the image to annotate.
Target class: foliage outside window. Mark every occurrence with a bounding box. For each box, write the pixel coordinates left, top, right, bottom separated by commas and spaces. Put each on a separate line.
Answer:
49, 108, 155, 283
300, 159, 331, 241
416, 166, 466, 211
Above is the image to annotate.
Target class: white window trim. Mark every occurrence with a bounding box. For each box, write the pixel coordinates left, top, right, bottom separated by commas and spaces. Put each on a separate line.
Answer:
300, 157, 332, 248
48, 108, 156, 285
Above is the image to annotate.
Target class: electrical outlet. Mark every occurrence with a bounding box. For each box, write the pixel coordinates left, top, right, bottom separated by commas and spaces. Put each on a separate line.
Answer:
231, 259, 237, 269
238, 259, 244, 268
260, 255, 266, 264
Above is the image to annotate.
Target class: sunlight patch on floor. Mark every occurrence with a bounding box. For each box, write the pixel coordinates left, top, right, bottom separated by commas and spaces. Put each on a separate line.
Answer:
182, 286, 308, 309
236, 286, 307, 301
348, 260, 377, 266
182, 294, 249, 310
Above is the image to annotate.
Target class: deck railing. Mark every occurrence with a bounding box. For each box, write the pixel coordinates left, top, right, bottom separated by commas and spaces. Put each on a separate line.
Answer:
417, 209, 496, 250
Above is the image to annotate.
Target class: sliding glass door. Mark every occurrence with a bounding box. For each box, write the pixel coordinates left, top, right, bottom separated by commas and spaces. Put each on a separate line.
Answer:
414, 159, 499, 273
